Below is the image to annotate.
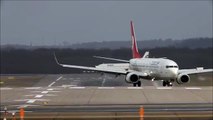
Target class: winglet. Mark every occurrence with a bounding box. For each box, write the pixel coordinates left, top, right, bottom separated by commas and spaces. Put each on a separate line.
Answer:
53, 52, 61, 65
130, 21, 141, 58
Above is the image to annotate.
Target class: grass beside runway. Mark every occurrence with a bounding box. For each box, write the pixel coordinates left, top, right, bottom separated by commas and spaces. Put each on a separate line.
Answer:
0, 75, 45, 87
0, 73, 212, 88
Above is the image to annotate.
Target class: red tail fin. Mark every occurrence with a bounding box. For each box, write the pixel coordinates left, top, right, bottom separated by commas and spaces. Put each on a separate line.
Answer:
130, 21, 141, 58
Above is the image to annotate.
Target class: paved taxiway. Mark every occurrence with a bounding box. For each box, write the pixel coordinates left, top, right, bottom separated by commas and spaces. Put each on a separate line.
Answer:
0, 74, 212, 119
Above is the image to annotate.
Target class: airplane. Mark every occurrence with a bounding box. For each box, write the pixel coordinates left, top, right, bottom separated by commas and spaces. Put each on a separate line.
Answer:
54, 21, 213, 87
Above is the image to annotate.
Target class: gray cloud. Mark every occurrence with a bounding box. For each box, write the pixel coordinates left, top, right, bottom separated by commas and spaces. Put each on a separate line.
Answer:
1, 1, 212, 45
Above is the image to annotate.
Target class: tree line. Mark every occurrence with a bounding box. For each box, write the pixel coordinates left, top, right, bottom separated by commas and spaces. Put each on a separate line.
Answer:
1, 47, 212, 74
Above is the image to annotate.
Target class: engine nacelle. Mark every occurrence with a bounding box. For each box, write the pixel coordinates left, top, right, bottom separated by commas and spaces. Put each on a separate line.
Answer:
125, 73, 139, 83
176, 74, 190, 84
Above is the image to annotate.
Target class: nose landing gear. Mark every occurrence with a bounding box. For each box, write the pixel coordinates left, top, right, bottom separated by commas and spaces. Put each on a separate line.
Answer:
133, 81, 141, 87
163, 81, 173, 87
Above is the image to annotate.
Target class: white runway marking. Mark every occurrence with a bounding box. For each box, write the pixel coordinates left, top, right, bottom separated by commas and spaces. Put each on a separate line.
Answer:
48, 76, 62, 87
26, 100, 36, 103
69, 87, 85, 89
6, 110, 33, 113
25, 94, 56, 97
127, 87, 143, 89
25, 87, 41, 90
15, 99, 50, 104
56, 76, 63, 81
47, 87, 62, 90
41, 91, 49, 94
98, 87, 114, 89
33, 90, 60, 93
34, 95, 43, 98
46, 94, 57, 96
157, 87, 172, 89
13, 104, 39, 109
48, 82, 56, 87
185, 87, 201, 90
15, 99, 49, 101
0, 87, 12, 90
47, 91, 61, 92
101, 79, 106, 86
101, 74, 107, 86
61, 85, 77, 88
17, 105, 29, 108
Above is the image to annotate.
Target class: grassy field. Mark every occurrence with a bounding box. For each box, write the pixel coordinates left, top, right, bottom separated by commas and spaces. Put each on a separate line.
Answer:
0, 75, 45, 87
0, 73, 212, 87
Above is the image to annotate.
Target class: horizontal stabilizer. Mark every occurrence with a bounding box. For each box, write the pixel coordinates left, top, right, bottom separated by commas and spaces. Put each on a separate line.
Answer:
142, 51, 149, 58
93, 56, 129, 63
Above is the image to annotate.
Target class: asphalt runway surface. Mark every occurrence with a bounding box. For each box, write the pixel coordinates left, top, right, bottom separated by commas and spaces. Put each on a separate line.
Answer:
0, 73, 212, 120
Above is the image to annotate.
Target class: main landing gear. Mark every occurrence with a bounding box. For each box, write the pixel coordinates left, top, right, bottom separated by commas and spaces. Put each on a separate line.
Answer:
133, 81, 141, 87
163, 81, 173, 87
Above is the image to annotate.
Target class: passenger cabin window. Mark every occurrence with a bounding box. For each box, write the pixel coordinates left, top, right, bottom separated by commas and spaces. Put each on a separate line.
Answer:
166, 65, 178, 68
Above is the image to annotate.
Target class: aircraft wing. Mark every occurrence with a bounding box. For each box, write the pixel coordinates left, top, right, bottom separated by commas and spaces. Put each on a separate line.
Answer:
178, 68, 213, 75
58, 63, 128, 74
54, 54, 128, 74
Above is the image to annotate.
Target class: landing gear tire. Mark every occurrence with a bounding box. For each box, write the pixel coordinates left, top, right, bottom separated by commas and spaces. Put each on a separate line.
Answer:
163, 81, 173, 87
133, 81, 141, 87
163, 81, 167, 86
138, 81, 141, 87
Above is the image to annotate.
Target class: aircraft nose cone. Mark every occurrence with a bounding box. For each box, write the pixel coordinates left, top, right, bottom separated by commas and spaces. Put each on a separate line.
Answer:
170, 69, 178, 77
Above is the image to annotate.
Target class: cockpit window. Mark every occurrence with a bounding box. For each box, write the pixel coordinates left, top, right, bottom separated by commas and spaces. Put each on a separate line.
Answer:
166, 65, 178, 68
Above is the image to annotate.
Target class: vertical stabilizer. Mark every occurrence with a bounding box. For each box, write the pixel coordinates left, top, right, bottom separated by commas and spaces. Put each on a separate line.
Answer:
130, 21, 141, 58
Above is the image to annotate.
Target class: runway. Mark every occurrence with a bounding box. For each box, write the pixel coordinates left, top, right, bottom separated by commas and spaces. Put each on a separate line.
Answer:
0, 74, 212, 119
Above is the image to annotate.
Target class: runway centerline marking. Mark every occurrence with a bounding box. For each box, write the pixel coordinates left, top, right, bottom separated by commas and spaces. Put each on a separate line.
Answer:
185, 87, 201, 90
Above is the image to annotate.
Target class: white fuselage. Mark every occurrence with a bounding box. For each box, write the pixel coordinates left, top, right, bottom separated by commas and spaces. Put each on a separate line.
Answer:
129, 58, 179, 80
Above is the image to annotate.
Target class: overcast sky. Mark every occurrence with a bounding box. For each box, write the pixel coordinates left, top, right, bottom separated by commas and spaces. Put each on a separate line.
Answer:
1, 1, 212, 45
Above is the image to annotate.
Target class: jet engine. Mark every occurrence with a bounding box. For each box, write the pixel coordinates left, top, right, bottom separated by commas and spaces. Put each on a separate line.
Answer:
176, 74, 190, 84
125, 73, 139, 83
